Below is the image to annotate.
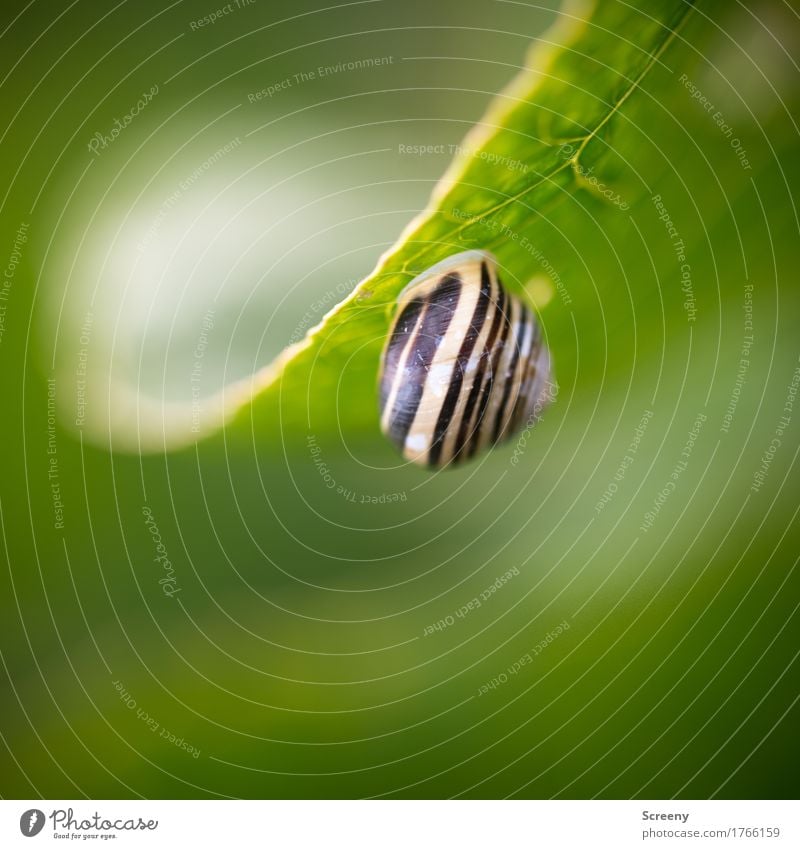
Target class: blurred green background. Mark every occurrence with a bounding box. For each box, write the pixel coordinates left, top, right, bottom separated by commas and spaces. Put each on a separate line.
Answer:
1, 0, 799, 799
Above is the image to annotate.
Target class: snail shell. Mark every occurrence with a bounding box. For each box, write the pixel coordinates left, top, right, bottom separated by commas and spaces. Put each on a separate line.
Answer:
379, 250, 552, 468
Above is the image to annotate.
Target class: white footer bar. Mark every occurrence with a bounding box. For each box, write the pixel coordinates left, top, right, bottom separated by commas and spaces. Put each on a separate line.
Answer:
2, 800, 797, 848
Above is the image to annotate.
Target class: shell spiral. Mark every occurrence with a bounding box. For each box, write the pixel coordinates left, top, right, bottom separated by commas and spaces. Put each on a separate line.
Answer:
378, 250, 553, 468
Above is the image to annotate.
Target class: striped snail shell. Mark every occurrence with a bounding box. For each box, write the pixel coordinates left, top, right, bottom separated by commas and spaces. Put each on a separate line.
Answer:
379, 250, 552, 468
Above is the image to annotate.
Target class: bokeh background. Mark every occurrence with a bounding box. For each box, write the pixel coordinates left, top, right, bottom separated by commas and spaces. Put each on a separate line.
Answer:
1, 0, 799, 799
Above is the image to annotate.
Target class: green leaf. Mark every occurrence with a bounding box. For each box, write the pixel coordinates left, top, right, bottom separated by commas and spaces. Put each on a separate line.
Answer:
52, 0, 700, 452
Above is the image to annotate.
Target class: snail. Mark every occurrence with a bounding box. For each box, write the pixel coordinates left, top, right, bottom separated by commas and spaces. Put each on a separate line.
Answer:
379, 250, 552, 468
